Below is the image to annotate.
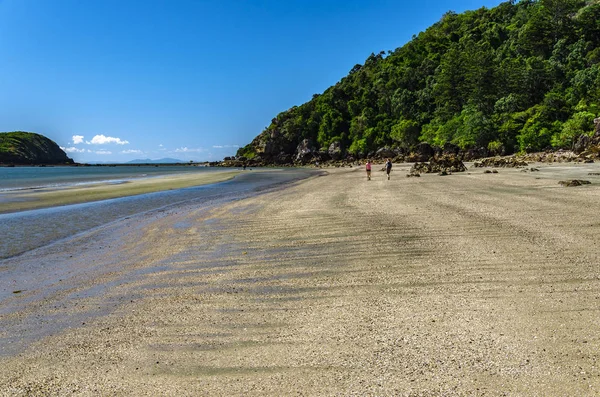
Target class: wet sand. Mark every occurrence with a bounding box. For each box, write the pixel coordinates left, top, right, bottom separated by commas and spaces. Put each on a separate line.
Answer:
1, 163, 600, 396
0, 170, 241, 214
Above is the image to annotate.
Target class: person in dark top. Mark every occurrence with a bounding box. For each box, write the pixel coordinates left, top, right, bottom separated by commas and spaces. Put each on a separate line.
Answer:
385, 158, 392, 180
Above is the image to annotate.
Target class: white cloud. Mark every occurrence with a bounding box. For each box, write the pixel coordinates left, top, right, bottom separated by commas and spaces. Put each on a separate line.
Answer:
61, 146, 86, 153
87, 134, 129, 145
72, 135, 84, 144
159, 144, 163, 147
95, 150, 112, 155
213, 145, 239, 149
121, 149, 142, 154
174, 147, 203, 153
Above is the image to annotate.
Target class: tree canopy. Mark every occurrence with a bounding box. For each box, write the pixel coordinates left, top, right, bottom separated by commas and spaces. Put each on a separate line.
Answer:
239, 0, 600, 160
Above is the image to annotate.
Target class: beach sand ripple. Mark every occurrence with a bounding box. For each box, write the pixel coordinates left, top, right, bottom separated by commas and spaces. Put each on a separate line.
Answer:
1, 163, 600, 396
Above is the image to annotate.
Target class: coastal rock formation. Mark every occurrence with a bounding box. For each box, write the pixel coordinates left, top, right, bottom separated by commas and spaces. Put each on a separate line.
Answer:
559, 180, 591, 187
519, 150, 596, 163
405, 143, 435, 162
571, 118, 600, 158
375, 147, 396, 159
442, 143, 460, 156
574, 134, 591, 154
473, 157, 528, 168
328, 142, 343, 161
295, 139, 315, 164
0, 131, 73, 165
410, 155, 467, 174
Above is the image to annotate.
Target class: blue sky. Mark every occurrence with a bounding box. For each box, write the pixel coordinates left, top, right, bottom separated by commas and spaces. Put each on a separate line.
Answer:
0, 0, 505, 163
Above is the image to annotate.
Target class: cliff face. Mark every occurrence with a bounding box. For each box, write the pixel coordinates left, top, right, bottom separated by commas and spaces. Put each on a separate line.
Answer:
0, 131, 74, 165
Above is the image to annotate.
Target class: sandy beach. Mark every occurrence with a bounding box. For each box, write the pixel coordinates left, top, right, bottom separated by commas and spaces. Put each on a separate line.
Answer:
1, 162, 600, 396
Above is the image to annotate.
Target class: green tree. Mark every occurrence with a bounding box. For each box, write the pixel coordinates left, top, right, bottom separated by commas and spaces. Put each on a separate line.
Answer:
390, 119, 420, 147
551, 110, 596, 148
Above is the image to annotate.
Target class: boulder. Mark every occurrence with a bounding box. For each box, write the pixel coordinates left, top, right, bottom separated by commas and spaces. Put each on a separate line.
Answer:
317, 149, 331, 162
410, 155, 467, 174
463, 147, 489, 161
274, 153, 293, 165
375, 147, 396, 159
442, 143, 460, 156
593, 118, 600, 144
473, 156, 528, 168
328, 141, 343, 161
295, 139, 315, 164
415, 142, 434, 159
405, 143, 434, 162
574, 134, 590, 154
558, 180, 591, 187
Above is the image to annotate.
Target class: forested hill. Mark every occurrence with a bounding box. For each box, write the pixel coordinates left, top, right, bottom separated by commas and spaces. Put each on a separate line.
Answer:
0, 132, 74, 165
237, 0, 600, 165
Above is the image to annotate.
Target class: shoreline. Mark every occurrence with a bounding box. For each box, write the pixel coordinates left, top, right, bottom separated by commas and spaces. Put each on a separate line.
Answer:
0, 169, 318, 260
0, 170, 242, 214
1, 163, 599, 395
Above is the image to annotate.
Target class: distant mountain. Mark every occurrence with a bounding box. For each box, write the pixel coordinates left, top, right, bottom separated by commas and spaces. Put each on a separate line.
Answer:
0, 131, 74, 165
127, 158, 185, 164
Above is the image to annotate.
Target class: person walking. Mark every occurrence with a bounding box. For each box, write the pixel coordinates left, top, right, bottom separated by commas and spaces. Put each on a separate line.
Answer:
385, 158, 392, 180
366, 160, 372, 180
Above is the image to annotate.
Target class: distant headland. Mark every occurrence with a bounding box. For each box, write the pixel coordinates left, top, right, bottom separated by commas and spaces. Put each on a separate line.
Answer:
0, 131, 74, 165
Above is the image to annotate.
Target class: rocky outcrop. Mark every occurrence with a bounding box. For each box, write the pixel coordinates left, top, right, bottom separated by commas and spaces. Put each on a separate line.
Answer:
473, 157, 528, 168
518, 150, 595, 163
442, 143, 460, 156
574, 134, 591, 154
0, 131, 73, 165
375, 147, 396, 159
295, 139, 316, 164
558, 180, 591, 187
572, 118, 600, 157
328, 142, 343, 161
233, 117, 600, 167
405, 143, 434, 162
463, 147, 490, 161
410, 155, 467, 174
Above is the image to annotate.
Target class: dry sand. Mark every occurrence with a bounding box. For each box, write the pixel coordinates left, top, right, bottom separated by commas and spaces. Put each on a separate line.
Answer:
1, 163, 600, 396
0, 170, 240, 214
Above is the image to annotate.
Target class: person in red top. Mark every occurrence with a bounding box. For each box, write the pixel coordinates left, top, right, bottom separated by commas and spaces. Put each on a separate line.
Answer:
366, 160, 372, 180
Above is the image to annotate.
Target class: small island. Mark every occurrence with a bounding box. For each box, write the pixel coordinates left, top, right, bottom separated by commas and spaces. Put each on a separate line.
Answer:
0, 131, 74, 165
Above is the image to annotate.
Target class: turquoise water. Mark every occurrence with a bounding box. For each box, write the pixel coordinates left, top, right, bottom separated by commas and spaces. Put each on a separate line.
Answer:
0, 165, 220, 192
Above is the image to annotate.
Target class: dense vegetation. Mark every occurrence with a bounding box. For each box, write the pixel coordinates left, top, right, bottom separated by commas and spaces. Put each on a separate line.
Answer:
0, 131, 73, 165
238, 0, 600, 161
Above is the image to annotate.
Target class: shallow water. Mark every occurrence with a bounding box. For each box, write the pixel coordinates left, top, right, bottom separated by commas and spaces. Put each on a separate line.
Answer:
0, 165, 222, 192
0, 169, 318, 259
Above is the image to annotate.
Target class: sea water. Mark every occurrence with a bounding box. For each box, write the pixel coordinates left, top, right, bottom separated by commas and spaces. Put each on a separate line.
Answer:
0, 167, 317, 259
0, 165, 222, 192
